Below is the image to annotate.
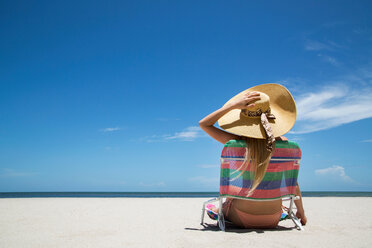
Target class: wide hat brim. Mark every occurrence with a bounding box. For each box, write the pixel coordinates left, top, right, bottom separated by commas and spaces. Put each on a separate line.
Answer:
218, 83, 297, 139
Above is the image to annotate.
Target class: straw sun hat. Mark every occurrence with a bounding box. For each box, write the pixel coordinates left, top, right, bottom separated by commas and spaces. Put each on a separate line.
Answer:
218, 83, 297, 147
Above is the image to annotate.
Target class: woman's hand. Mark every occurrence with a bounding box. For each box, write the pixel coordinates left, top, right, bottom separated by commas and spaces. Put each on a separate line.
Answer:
296, 210, 307, 225
294, 183, 306, 225
227, 91, 261, 110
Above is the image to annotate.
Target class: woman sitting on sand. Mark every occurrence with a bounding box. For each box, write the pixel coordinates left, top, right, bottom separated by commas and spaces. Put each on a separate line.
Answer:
199, 83, 307, 229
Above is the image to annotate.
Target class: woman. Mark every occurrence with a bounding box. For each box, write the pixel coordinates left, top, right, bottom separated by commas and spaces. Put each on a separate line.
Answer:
199, 83, 307, 229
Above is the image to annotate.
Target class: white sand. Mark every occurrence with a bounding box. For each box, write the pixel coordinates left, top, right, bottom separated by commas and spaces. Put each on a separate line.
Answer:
0, 197, 371, 248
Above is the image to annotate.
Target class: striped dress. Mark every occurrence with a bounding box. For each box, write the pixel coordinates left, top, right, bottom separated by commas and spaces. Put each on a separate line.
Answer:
220, 139, 301, 200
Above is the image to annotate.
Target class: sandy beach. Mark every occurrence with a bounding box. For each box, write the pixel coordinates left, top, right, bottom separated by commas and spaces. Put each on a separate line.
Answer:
0, 197, 371, 248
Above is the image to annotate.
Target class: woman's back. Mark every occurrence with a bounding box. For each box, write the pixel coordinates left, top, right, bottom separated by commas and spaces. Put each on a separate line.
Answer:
234, 198, 282, 215
220, 138, 301, 200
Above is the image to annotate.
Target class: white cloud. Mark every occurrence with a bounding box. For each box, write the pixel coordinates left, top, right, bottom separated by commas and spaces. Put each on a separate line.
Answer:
305, 40, 332, 51
284, 135, 304, 142
293, 84, 372, 133
141, 126, 205, 142
315, 165, 354, 183
165, 126, 204, 141
304, 38, 345, 66
353, 27, 372, 36
274, 77, 313, 94
317, 53, 340, 66
0, 168, 38, 177
361, 139, 372, 143
322, 21, 346, 29
304, 38, 345, 51
101, 127, 120, 132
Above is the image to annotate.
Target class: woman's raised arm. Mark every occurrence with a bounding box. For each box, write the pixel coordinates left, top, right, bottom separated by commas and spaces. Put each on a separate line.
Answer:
199, 91, 260, 144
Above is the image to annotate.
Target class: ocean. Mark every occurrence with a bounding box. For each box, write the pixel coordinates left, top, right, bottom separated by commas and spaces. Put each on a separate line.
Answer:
1, 191, 372, 198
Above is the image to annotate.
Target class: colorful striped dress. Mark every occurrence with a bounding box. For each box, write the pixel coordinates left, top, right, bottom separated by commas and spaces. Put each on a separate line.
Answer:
220, 139, 301, 200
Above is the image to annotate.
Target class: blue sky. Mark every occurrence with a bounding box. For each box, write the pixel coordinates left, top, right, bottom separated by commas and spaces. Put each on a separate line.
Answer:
1, 0, 372, 192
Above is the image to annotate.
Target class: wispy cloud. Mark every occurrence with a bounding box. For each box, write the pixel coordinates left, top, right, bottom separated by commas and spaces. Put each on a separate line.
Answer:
143, 126, 205, 142
304, 38, 345, 51
315, 165, 355, 183
165, 126, 204, 141
305, 40, 333, 51
304, 38, 345, 66
353, 27, 372, 36
293, 83, 372, 134
322, 21, 347, 29
274, 77, 313, 94
284, 135, 304, 142
0, 168, 38, 177
317, 53, 341, 66
101, 127, 120, 132
361, 139, 372, 143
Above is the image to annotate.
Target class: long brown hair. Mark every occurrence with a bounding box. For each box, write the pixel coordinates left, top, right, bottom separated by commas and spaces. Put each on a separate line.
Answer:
231, 137, 275, 195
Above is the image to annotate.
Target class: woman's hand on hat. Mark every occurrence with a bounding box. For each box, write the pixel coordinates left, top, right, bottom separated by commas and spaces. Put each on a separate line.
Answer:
228, 92, 261, 110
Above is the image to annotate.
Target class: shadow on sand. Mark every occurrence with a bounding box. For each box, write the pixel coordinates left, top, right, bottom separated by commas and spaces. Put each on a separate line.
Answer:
185, 223, 296, 233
